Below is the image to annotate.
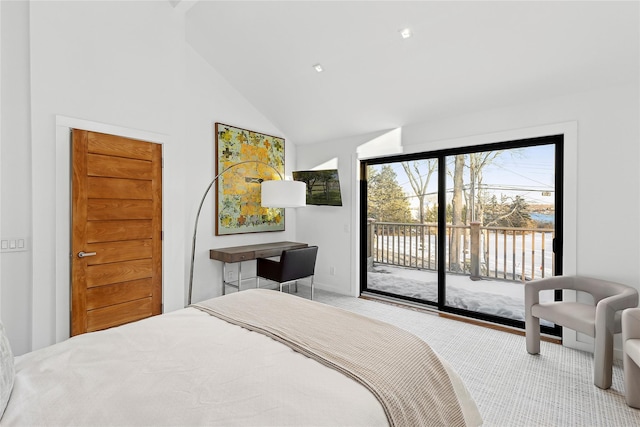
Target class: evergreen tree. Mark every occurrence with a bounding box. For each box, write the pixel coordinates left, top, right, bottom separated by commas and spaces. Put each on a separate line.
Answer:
484, 194, 533, 227
367, 165, 412, 223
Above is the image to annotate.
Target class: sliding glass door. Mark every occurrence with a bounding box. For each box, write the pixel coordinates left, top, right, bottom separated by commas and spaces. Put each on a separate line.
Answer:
364, 159, 439, 305
361, 135, 563, 334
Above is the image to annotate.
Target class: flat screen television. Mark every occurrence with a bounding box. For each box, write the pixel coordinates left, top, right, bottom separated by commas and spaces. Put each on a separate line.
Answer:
292, 169, 343, 206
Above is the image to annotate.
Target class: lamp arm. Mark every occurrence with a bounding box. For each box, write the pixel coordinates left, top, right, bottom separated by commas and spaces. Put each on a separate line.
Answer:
188, 160, 284, 306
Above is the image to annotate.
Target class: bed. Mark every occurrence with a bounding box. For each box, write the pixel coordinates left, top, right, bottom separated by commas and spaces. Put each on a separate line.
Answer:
0, 289, 482, 426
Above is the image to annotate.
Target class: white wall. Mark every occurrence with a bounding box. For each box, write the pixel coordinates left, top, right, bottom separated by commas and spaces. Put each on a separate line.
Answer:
0, 0, 32, 355
295, 130, 382, 295
182, 42, 299, 305
298, 83, 640, 300
0, 0, 3, 319
0, 0, 297, 355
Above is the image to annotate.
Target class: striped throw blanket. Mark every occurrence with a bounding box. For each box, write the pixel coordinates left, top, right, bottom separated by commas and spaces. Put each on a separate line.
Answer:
193, 289, 467, 427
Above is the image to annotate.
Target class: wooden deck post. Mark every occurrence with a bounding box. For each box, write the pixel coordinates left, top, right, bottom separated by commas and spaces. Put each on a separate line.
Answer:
470, 221, 482, 281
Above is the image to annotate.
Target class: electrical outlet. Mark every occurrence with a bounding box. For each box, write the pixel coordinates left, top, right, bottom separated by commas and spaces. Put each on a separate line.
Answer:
329, 266, 336, 276
227, 270, 234, 280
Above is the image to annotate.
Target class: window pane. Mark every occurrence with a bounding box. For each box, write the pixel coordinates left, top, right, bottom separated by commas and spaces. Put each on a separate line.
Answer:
365, 160, 438, 305
444, 145, 556, 325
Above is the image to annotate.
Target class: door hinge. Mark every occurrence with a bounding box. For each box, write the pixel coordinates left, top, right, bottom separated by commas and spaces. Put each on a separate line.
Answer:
161, 231, 164, 240
162, 157, 164, 168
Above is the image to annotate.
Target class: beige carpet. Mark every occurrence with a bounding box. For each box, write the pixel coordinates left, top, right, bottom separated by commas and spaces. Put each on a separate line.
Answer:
311, 289, 640, 427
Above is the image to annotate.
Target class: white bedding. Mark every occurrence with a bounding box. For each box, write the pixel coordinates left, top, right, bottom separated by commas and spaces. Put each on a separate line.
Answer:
2, 298, 481, 426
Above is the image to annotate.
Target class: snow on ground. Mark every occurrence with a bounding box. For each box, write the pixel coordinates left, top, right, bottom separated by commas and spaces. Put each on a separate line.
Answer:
367, 264, 555, 325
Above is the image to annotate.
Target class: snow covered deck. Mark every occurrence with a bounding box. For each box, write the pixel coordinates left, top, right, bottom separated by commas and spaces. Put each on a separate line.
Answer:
367, 264, 555, 324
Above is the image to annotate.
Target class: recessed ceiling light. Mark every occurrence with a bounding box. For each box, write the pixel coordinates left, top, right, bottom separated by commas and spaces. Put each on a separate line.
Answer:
400, 28, 413, 39
313, 63, 324, 73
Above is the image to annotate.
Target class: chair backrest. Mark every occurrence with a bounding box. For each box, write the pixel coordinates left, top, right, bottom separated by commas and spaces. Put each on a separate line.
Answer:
279, 246, 318, 283
565, 276, 638, 305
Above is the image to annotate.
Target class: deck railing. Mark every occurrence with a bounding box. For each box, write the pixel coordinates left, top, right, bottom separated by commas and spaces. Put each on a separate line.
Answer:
367, 221, 555, 282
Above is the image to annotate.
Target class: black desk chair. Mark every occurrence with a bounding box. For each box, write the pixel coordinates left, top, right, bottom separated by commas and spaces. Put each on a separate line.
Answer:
256, 246, 318, 300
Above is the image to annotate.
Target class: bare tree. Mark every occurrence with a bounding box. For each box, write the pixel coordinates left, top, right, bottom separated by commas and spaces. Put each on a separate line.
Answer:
467, 151, 501, 223
401, 159, 437, 251
401, 159, 437, 223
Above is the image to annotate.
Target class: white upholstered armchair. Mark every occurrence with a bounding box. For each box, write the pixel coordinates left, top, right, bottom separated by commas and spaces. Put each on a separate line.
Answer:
623, 308, 640, 408
525, 276, 639, 389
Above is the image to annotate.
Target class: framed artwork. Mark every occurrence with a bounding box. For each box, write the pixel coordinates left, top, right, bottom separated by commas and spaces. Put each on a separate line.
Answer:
214, 123, 285, 235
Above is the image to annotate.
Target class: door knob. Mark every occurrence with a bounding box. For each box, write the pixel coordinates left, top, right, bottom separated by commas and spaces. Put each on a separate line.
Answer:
78, 251, 97, 258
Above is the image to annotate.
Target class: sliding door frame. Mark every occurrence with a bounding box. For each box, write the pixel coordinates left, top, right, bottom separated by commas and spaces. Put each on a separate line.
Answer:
360, 134, 564, 336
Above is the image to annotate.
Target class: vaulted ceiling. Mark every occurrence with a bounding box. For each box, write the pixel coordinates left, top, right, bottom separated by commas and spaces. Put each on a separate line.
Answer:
182, 1, 639, 145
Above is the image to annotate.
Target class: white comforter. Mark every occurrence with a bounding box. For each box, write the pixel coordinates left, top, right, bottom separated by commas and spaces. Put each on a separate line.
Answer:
2, 302, 481, 426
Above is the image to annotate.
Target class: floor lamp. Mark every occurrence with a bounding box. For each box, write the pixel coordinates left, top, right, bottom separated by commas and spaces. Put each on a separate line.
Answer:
188, 160, 306, 305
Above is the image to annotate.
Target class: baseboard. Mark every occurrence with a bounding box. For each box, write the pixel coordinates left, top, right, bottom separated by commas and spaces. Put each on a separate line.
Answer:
313, 280, 350, 295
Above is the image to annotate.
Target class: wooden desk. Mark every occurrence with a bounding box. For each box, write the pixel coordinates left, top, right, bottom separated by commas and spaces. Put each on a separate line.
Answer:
210, 241, 307, 294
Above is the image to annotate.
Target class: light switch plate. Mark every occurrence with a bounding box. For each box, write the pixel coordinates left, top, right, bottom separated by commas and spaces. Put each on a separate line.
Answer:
0, 237, 28, 253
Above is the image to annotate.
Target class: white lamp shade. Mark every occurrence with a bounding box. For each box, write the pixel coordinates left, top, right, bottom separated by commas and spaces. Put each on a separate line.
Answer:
261, 180, 306, 208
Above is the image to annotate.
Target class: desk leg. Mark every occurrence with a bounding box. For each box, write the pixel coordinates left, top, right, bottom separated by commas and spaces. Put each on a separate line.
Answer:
222, 262, 226, 296
238, 262, 242, 292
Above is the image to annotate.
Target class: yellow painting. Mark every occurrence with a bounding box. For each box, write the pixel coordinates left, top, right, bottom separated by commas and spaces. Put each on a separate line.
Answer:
215, 123, 285, 235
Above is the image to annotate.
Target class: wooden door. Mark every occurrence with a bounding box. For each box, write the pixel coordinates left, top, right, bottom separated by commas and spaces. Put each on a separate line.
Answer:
71, 129, 162, 336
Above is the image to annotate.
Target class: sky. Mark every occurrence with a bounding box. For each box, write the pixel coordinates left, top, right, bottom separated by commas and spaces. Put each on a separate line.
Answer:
373, 143, 556, 211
